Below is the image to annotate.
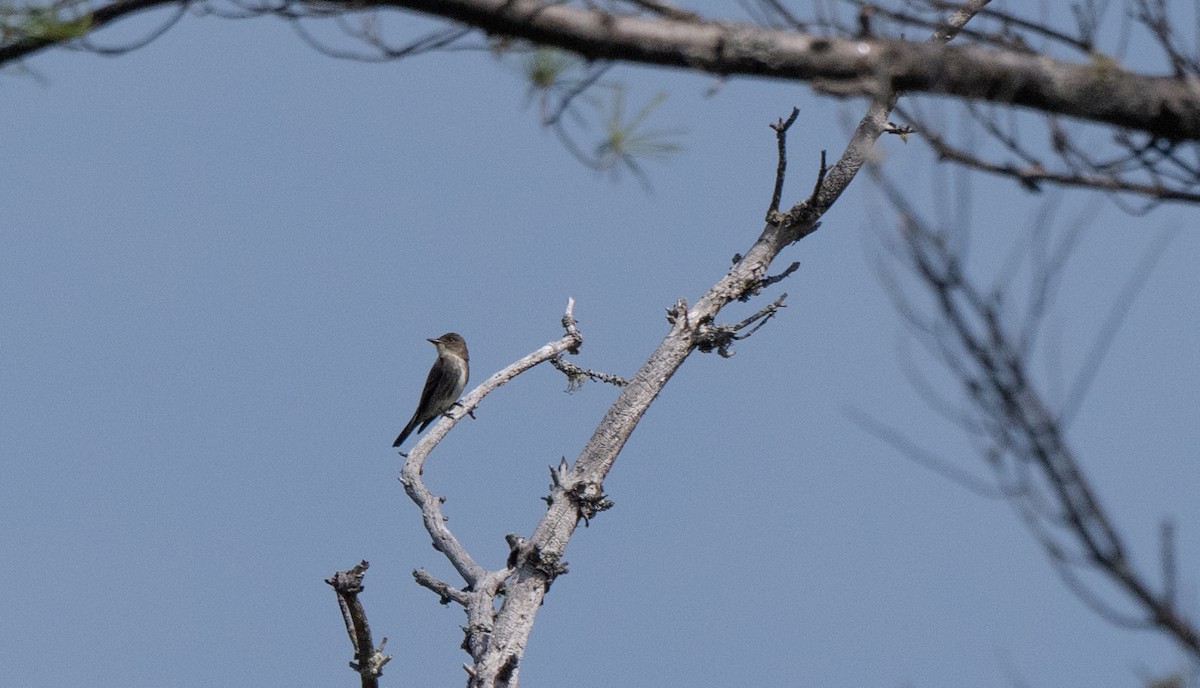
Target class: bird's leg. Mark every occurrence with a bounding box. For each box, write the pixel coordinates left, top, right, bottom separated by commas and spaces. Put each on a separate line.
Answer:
447, 401, 476, 420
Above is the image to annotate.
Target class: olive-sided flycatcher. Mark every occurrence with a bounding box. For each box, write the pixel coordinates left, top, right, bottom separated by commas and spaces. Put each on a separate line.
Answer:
393, 333, 470, 448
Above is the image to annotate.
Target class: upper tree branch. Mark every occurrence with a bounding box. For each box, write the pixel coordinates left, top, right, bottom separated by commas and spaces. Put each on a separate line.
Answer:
5, 0, 1200, 142
371, 0, 1200, 141
0, 0, 178, 63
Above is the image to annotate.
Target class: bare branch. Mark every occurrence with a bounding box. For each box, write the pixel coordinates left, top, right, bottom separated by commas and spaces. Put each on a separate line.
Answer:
413, 568, 471, 606
0, 0, 181, 64
619, 0, 697, 22
1161, 519, 1178, 608
696, 292, 789, 357
846, 406, 1005, 498
326, 561, 391, 688
9, 0, 1200, 155
766, 107, 800, 222
1059, 226, 1178, 424
913, 118, 1200, 204
872, 166, 1200, 659
805, 150, 829, 207
755, 261, 800, 294
851, 0, 1096, 54
17, 0, 1193, 140
550, 356, 627, 390
77, 2, 187, 54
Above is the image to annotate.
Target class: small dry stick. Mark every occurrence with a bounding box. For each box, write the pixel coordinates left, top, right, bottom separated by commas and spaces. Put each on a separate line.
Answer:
326, 561, 391, 688
551, 356, 627, 390
766, 107, 800, 222
805, 150, 828, 206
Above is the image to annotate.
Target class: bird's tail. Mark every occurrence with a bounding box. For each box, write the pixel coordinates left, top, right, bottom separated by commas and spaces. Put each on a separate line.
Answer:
392, 416, 420, 448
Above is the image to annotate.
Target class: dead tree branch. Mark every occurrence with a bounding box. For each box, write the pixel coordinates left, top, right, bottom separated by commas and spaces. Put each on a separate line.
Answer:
326, 561, 391, 688
550, 356, 627, 390
871, 172, 1200, 660
766, 107, 800, 222
6, 0, 1200, 143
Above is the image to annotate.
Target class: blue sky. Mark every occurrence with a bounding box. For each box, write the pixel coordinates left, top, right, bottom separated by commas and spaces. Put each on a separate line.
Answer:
2, 5, 1199, 687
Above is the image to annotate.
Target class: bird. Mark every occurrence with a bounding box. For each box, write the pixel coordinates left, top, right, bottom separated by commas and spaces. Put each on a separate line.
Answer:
393, 332, 469, 448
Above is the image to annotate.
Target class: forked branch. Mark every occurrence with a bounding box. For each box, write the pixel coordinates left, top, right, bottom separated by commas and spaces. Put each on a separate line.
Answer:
871, 172, 1200, 659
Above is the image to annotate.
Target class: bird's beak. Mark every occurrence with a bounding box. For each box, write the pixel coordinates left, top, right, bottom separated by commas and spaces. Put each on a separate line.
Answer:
427, 338, 439, 345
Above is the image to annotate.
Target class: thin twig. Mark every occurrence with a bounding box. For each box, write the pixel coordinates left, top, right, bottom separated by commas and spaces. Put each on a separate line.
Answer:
805, 150, 828, 205
1160, 519, 1178, 607
847, 407, 1008, 498
766, 107, 800, 222
622, 0, 698, 21
551, 356, 627, 390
